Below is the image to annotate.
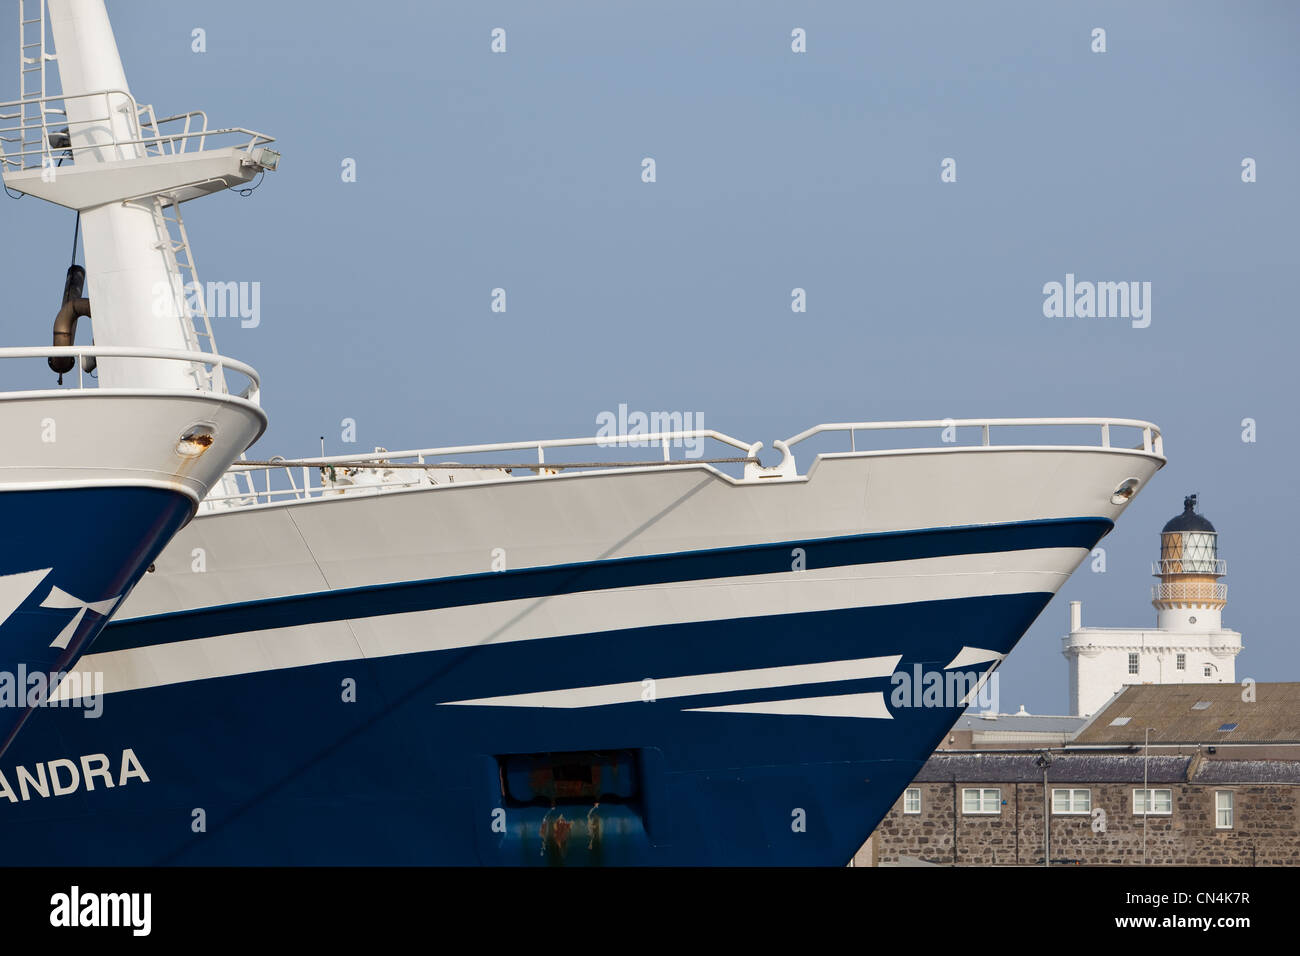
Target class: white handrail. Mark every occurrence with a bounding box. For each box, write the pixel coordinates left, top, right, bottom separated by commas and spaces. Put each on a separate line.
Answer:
784, 417, 1164, 457
226, 429, 755, 470
0, 88, 272, 171
0, 345, 259, 402
204, 415, 1167, 512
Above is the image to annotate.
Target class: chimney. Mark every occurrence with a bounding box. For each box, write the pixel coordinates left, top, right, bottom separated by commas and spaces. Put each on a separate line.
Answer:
1070, 600, 1082, 632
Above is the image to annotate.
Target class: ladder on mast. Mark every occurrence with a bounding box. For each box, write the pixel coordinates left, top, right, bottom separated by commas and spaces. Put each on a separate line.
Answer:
17, 0, 58, 171
146, 195, 224, 391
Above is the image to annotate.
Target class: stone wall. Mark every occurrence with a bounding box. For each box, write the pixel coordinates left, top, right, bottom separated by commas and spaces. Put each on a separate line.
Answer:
873, 781, 1299, 865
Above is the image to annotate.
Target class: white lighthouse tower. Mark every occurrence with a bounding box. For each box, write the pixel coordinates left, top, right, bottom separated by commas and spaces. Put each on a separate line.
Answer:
1062, 495, 1243, 715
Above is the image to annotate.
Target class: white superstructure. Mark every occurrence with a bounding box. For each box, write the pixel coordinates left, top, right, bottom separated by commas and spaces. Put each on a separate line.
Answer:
2, 0, 277, 390
0, 0, 277, 498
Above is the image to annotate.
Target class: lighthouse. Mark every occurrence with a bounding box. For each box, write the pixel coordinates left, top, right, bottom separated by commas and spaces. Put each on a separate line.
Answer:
1153, 494, 1227, 631
1062, 495, 1243, 715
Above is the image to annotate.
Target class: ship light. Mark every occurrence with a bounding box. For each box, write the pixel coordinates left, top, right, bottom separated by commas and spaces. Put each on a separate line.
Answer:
177, 426, 216, 458
251, 148, 280, 171
1111, 477, 1141, 504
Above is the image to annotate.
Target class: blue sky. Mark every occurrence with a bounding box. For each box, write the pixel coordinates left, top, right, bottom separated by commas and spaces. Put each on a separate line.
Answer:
4, 1, 1298, 713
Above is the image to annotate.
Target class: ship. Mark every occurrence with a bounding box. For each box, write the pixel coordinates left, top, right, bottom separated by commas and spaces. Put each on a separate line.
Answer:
0, 0, 268, 757
0, 0, 1164, 865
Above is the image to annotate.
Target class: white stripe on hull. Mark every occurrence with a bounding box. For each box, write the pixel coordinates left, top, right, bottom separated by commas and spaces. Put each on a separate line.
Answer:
686, 692, 893, 719
944, 646, 1005, 670
53, 546, 1084, 701
439, 655, 902, 709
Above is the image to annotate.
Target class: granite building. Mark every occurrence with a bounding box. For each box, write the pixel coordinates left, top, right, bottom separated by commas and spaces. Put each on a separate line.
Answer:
861, 683, 1300, 866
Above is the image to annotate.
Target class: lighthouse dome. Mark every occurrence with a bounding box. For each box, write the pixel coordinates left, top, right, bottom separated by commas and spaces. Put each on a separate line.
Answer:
1162, 494, 1215, 534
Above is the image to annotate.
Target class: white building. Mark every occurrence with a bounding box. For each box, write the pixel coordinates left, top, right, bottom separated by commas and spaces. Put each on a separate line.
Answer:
1062, 495, 1242, 716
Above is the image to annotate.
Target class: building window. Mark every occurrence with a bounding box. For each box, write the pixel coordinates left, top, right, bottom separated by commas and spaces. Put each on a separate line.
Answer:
1216, 791, 1234, 829
1133, 788, 1173, 815
1128, 653, 1139, 675
1051, 788, 1092, 814
1176, 653, 1185, 671
962, 788, 1001, 814
1204, 665, 1212, 677
903, 788, 921, 814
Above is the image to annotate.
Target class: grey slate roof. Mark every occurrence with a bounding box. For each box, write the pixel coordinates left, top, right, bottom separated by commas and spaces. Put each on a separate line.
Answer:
913, 753, 1192, 784
1192, 760, 1300, 785
1073, 683, 1300, 745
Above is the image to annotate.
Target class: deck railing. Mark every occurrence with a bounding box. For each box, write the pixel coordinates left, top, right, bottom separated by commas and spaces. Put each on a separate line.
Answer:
0, 88, 273, 173
201, 416, 1164, 511
0, 345, 259, 403
783, 417, 1163, 456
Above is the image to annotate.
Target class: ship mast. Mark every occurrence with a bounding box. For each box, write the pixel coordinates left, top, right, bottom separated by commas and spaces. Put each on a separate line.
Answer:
47, 0, 192, 389
3, 0, 279, 390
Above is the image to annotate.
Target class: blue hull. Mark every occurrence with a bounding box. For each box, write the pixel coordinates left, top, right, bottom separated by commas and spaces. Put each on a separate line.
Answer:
0, 487, 194, 755
0, 518, 1108, 865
